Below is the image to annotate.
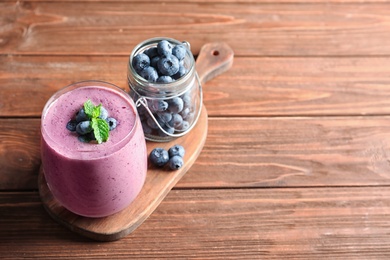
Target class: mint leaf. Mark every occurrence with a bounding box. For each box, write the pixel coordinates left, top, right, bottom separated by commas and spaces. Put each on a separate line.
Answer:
82, 100, 110, 144
92, 104, 101, 119
91, 118, 109, 144
84, 100, 95, 119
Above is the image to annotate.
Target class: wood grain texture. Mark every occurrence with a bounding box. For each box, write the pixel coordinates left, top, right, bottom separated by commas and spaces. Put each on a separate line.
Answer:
4, 116, 390, 190
179, 116, 390, 188
0, 119, 41, 190
3, 2, 390, 56
3, 56, 390, 117
2, 188, 390, 259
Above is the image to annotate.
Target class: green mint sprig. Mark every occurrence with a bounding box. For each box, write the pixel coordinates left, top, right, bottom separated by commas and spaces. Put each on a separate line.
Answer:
83, 100, 110, 144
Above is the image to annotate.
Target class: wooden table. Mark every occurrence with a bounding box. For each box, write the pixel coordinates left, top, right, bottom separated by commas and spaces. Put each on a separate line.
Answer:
2, 0, 390, 259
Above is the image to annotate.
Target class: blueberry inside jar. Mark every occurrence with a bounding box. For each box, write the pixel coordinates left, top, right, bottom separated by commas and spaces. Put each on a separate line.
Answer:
128, 37, 202, 142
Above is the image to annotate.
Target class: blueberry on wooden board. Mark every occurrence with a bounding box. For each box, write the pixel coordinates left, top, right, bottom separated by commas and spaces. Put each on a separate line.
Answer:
168, 145, 185, 158
149, 148, 169, 167
168, 155, 183, 170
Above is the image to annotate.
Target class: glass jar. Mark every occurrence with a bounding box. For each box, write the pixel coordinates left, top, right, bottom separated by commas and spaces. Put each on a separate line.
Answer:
127, 37, 202, 142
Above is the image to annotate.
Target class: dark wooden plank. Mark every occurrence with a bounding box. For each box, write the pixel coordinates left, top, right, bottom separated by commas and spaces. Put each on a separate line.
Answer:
3, 56, 390, 117
0, 119, 40, 190
3, 2, 390, 56
3, 117, 390, 190
179, 116, 390, 188
1, 188, 390, 259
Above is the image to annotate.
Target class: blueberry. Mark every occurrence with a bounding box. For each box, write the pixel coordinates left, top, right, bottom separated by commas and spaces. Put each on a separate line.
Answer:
144, 47, 158, 59
172, 65, 187, 80
185, 112, 195, 122
99, 106, 108, 120
168, 145, 185, 158
180, 107, 190, 119
149, 148, 169, 167
181, 92, 192, 109
146, 117, 159, 130
78, 134, 92, 143
151, 100, 168, 112
157, 55, 180, 76
158, 124, 175, 137
141, 121, 153, 135
150, 56, 160, 68
157, 112, 173, 123
76, 108, 89, 122
157, 76, 173, 83
157, 40, 173, 56
172, 44, 186, 61
177, 120, 190, 131
76, 121, 93, 135
66, 120, 77, 132
168, 113, 183, 128
168, 155, 184, 170
106, 117, 117, 131
139, 66, 158, 82
137, 104, 148, 116
132, 53, 150, 73
168, 97, 184, 113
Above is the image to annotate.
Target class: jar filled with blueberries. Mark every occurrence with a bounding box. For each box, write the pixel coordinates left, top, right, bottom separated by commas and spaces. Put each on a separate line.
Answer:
128, 37, 202, 142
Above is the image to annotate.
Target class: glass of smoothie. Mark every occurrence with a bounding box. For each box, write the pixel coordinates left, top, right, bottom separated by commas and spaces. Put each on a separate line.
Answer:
41, 80, 147, 218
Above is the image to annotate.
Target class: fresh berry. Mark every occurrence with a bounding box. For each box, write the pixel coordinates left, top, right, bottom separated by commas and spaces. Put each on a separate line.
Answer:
106, 117, 117, 131
149, 148, 169, 167
157, 76, 173, 83
177, 120, 190, 131
141, 121, 153, 135
157, 40, 173, 56
144, 47, 158, 59
78, 134, 92, 143
180, 107, 190, 119
168, 155, 183, 170
157, 112, 173, 123
150, 56, 160, 68
76, 121, 93, 135
181, 92, 192, 109
158, 124, 175, 137
132, 53, 150, 73
151, 100, 168, 112
168, 97, 184, 113
168, 113, 183, 128
172, 65, 187, 80
172, 44, 186, 61
66, 120, 77, 132
146, 117, 159, 129
168, 144, 185, 158
139, 66, 158, 82
99, 106, 108, 120
76, 108, 89, 122
157, 55, 180, 76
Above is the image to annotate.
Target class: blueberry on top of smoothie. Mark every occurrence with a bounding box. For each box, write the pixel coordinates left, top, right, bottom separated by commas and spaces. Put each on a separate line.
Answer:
66, 100, 118, 144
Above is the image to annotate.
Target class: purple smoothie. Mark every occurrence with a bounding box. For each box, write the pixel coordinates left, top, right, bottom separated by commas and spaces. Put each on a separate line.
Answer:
41, 81, 147, 217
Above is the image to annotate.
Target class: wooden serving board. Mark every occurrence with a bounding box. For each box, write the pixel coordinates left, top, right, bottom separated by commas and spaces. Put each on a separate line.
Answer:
38, 42, 234, 241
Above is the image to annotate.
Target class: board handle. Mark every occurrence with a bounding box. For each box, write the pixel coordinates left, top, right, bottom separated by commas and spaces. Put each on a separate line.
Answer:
195, 42, 234, 85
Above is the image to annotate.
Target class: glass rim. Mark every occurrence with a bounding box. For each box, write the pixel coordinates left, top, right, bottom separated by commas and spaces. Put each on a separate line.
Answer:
41, 80, 140, 159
